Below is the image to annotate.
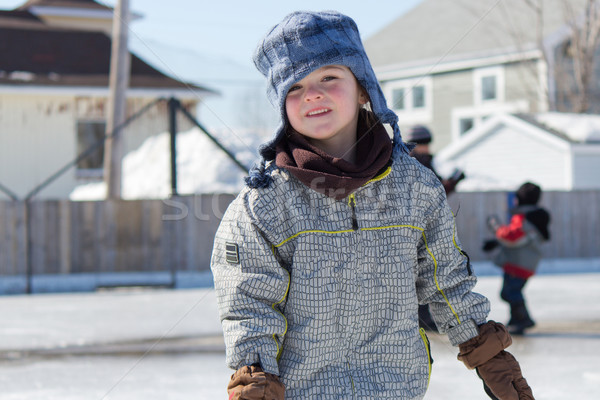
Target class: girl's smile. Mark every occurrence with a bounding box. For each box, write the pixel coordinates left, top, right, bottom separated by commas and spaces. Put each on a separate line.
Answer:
305, 108, 331, 117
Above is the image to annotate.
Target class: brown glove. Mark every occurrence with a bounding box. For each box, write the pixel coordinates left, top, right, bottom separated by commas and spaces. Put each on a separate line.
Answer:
458, 321, 534, 400
227, 364, 285, 400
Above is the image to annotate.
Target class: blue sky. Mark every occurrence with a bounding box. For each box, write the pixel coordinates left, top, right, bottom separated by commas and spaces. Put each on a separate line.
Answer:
1, 0, 423, 131
107, 1, 423, 68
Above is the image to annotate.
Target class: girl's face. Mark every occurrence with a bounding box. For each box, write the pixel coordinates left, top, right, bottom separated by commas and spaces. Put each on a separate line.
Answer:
285, 65, 368, 158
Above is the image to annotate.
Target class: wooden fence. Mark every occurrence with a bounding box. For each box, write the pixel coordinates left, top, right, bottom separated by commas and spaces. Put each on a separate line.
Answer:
0, 194, 235, 277
0, 191, 598, 278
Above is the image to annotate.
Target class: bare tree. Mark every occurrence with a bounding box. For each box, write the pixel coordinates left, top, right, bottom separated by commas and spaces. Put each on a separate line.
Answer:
559, 0, 600, 112
526, 0, 600, 112
488, 0, 600, 113
521, 0, 551, 109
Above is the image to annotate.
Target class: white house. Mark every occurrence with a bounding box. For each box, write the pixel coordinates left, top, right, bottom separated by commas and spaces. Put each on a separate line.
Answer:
0, 0, 217, 200
434, 112, 600, 191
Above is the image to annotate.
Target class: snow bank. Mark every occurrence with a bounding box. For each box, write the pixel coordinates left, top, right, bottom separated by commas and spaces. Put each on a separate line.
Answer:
534, 112, 600, 142
71, 127, 267, 200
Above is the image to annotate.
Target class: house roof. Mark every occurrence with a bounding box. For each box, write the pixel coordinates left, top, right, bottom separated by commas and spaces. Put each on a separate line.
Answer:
364, 0, 589, 71
0, 10, 44, 30
14, 0, 143, 23
433, 112, 600, 191
0, 9, 216, 95
436, 112, 600, 162
436, 114, 568, 162
16, 0, 111, 11
528, 112, 600, 143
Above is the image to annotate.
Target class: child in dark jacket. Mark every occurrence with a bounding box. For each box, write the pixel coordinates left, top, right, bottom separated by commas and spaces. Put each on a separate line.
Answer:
484, 182, 551, 334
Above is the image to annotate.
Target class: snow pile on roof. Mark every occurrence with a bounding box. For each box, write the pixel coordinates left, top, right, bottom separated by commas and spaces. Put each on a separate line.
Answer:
534, 112, 600, 142
438, 169, 519, 192
70, 127, 266, 200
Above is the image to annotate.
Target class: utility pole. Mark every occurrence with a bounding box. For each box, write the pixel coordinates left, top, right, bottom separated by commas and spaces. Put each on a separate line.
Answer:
168, 97, 179, 197
104, 0, 131, 198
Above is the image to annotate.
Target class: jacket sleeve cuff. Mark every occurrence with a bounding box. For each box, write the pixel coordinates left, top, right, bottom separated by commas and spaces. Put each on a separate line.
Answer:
257, 354, 280, 376
447, 318, 479, 346
240, 346, 280, 376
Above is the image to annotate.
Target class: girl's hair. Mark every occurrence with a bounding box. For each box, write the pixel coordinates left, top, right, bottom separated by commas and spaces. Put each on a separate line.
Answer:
360, 90, 379, 130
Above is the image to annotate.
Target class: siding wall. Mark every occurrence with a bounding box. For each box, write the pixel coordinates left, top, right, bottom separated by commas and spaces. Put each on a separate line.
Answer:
504, 60, 541, 110
430, 70, 473, 151
572, 150, 600, 189
0, 94, 75, 200
1, 191, 598, 279
389, 60, 543, 153
0, 94, 195, 200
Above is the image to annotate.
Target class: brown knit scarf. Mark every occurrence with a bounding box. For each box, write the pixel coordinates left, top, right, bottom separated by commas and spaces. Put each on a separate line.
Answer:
275, 110, 392, 200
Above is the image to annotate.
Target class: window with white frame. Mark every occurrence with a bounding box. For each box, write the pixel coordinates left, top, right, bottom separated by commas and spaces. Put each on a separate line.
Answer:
391, 87, 405, 110
459, 118, 474, 135
76, 120, 105, 177
481, 75, 497, 100
385, 77, 432, 120
413, 86, 425, 108
474, 66, 504, 104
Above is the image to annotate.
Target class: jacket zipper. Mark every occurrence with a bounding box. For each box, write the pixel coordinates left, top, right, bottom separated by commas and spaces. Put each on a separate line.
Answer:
348, 194, 359, 231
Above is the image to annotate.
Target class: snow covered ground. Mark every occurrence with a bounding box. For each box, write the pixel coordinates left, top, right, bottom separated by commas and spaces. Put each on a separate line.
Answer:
0, 269, 598, 399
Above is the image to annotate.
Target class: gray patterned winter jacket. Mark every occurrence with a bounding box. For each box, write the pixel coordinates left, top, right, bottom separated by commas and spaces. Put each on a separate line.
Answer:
211, 151, 490, 399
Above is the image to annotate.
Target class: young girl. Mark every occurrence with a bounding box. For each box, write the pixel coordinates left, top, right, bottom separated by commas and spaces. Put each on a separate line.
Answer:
211, 11, 534, 400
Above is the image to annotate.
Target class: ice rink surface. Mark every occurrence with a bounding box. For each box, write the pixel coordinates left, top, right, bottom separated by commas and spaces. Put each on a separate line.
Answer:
0, 271, 598, 399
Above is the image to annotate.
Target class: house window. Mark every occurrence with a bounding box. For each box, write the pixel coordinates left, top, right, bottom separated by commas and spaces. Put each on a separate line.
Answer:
474, 66, 504, 105
76, 121, 105, 176
413, 86, 425, 108
385, 77, 432, 120
392, 88, 405, 110
481, 75, 497, 100
459, 118, 474, 135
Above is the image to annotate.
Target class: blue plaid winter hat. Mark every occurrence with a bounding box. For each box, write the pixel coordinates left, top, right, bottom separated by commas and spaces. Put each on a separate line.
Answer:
247, 10, 407, 187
